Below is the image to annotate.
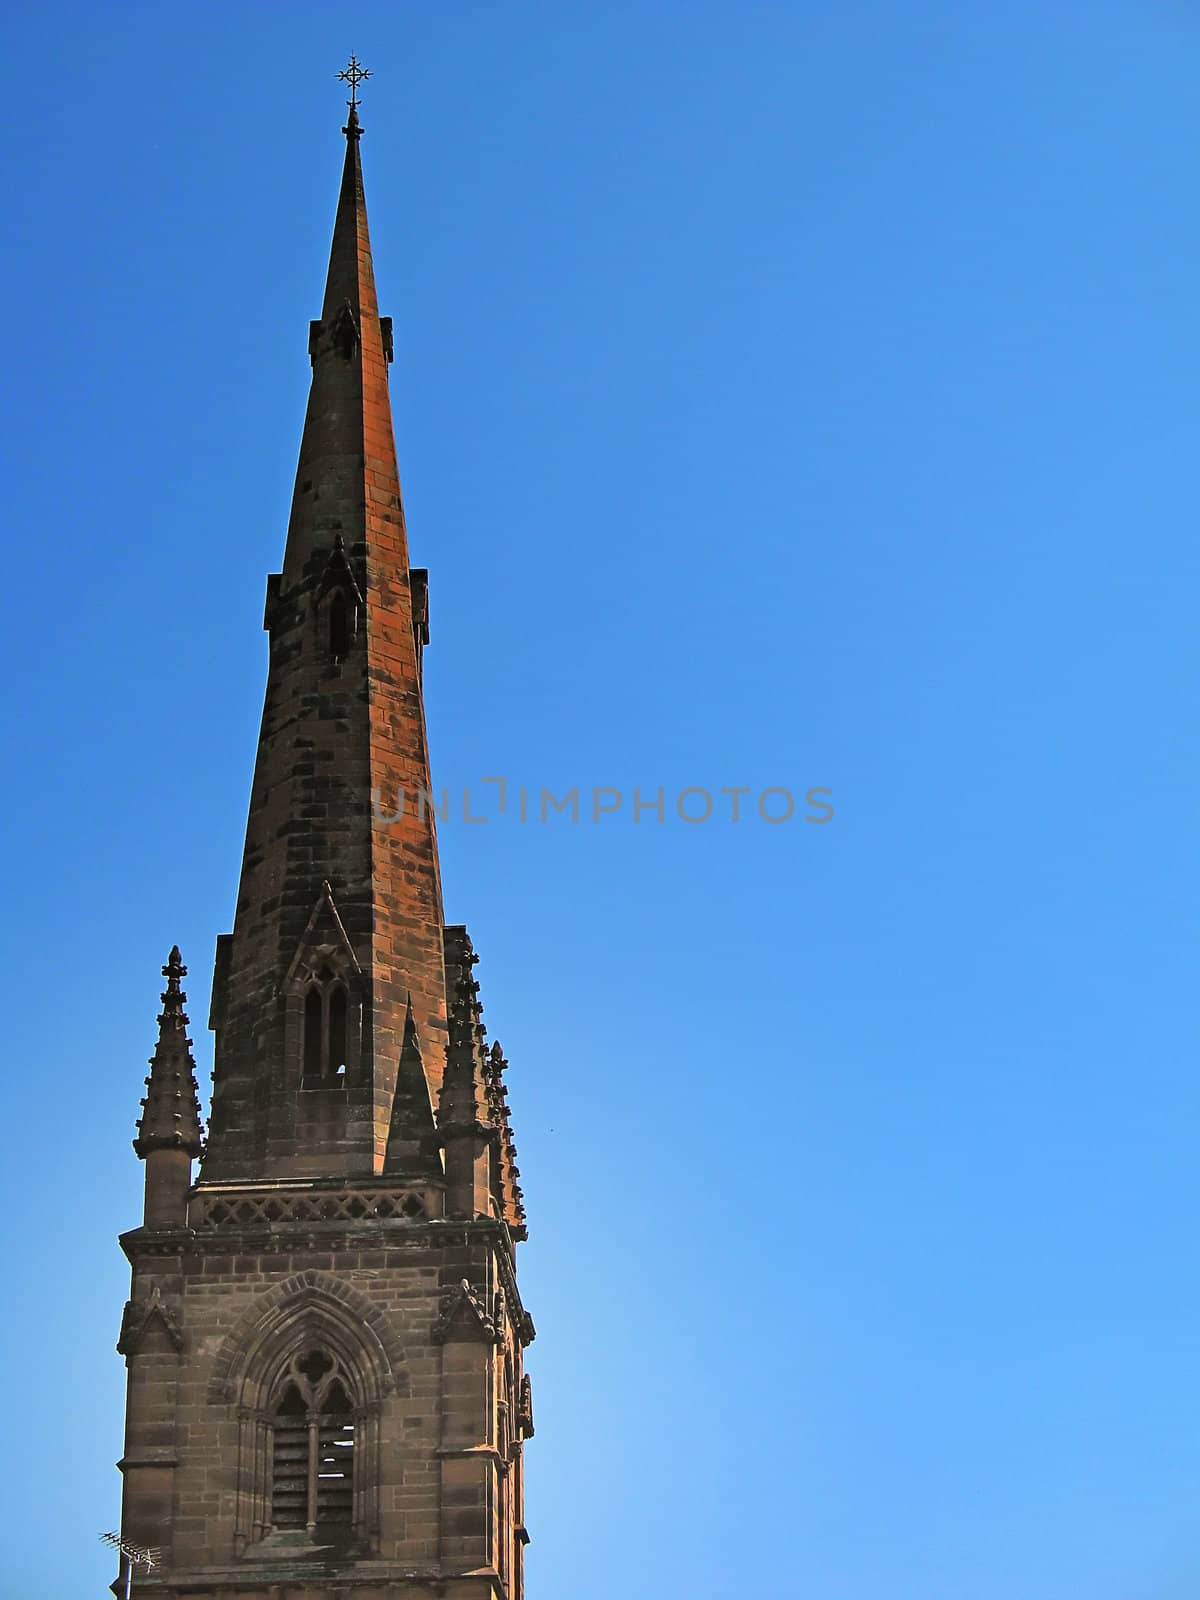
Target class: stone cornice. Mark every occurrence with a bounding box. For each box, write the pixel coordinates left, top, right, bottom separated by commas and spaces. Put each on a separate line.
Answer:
119, 1216, 535, 1346
140, 1557, 505, 1592
117, 1453, 180, 1472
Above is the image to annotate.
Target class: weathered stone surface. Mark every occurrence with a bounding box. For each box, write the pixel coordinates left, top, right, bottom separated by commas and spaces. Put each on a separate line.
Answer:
114, 98, 532, 1600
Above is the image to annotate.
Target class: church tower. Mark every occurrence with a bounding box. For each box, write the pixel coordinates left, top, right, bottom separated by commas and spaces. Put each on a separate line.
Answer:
114, 69, 533, 1599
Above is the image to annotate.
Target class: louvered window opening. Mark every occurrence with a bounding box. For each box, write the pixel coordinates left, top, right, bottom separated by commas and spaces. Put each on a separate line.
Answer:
270, 1357, 355, 1533
317, 1415, 355, 1523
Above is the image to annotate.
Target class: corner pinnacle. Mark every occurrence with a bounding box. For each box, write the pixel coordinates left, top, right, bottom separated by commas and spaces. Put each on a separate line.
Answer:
134, 945, 204, 1158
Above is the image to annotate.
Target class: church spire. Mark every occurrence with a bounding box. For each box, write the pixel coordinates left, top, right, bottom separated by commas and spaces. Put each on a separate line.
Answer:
318, 93, 373, 320
204, 70, 448, 1181
113, 75, 535, 1593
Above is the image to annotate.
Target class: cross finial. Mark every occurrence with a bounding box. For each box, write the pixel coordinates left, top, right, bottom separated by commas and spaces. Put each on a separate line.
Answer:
338, 54, 371, 111
163, 945, 187, 986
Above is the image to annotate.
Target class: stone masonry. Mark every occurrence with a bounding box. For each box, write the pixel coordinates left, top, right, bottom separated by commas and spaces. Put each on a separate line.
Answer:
114, 95, 533, 1600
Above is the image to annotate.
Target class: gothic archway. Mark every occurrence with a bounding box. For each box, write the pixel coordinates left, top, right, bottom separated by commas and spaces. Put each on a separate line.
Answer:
210, 1275, 403, 1552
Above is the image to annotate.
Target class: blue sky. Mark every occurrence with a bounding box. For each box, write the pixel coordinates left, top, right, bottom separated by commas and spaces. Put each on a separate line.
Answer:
1, 3, 1197, 1596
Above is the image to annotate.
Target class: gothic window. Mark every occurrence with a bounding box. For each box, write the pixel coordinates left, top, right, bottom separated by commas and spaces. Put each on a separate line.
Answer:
271, 1384, 309, 1528
328, 984, 348, 1075
222, 1280, 393, 1557
303, 986, 323, 1078
269, 1349, 356, 1535
302, 969, 350, 1082
316, 1378, 355, 1524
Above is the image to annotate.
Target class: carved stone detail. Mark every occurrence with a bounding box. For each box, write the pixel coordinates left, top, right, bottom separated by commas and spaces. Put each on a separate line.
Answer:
330, 299, 359, 359
517, 1373, 535, 1439
190, 1186, 429, 1230
118, 1284, 184, 1357
432, 1278, 498, 1344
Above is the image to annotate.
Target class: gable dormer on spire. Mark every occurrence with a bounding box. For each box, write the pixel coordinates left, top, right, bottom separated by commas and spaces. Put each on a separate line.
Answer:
284, 879, 361, 988
315, 533, 364, 606
314, 535, 364, 664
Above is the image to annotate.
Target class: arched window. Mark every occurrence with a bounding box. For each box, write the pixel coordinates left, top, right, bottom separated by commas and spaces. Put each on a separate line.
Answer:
218, 1279, 397, 1557
328, 984, 347, 1077
302, 972, 351, 1082
271, 1384, 309, 1529
316, 1378, 354, 1525
269, 1349, 356, 1535
303, 986, 323, 1078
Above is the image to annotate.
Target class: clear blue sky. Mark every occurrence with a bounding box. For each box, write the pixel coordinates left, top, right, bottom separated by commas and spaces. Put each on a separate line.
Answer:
1, 3, 1197, 1596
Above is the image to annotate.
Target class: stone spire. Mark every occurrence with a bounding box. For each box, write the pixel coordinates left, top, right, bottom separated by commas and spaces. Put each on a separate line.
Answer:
204, 93, 448, 1181
112, 75, 536, 1595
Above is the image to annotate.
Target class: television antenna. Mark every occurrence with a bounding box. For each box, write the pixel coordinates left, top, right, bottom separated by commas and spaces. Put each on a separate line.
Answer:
99, 1532, 161, 1600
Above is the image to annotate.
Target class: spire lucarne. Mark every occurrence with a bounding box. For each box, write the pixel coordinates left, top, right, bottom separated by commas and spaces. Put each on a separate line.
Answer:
115, 72, 534, 1598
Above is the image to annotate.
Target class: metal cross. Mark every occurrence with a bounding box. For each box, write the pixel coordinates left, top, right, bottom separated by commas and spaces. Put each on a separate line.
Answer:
338, 55, 372, 110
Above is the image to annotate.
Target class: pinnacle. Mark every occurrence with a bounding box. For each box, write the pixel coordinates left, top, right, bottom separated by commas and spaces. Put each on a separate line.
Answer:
135, 945, 204, 1159
486, 1040, 527, 1237
438, 930, 492, 1137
